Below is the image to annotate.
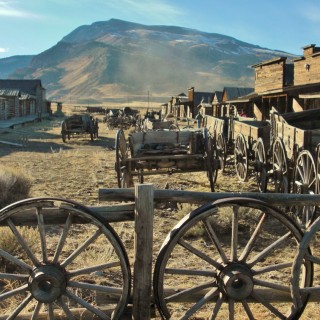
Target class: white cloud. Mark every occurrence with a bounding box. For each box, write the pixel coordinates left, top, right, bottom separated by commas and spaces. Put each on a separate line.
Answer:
0, 1, 40, 18
0, 48, 8, 53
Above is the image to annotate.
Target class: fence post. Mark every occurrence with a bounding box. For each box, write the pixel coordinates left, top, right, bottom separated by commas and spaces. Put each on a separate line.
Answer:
132, 184, 154, 319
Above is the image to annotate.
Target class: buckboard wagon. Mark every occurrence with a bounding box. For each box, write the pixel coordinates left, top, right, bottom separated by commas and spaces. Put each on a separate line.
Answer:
114, 128, 219, 191
61, 114, 98, 142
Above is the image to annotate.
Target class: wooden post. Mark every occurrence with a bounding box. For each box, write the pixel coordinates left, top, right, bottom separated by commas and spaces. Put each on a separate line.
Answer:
132, 184, 154, 319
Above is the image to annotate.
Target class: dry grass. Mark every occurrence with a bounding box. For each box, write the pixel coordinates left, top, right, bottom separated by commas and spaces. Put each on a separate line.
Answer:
0, 165, 32, 209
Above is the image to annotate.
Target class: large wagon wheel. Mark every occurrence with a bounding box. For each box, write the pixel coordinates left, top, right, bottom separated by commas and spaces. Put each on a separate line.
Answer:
153, 198, 311, 319
115, 129, 132, 188
272, 138, 290, 193
234, 133, 248, 181
291, 150, 316, 227
216, 133, 227, 172
316, 143, 320, 195
291, 216, 319, 317
0, 197, 131, 320
255, 138, 268, 192
203, 128, 218, 191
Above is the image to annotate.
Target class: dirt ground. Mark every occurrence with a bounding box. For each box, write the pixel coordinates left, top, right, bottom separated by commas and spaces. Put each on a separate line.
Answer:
0, 110, 318, 319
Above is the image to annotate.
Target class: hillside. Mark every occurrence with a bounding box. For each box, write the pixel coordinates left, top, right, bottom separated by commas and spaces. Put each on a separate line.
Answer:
4, 19, 297, 103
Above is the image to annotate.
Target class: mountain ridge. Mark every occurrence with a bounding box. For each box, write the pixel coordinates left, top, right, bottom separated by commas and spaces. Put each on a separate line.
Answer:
1, 19, 297, 104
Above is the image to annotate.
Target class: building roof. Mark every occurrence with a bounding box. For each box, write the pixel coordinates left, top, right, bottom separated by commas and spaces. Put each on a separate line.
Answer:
223, 87, 254, 101
213, 91, 223, 102
194, 91, 213, 105
0, 79, 43, 95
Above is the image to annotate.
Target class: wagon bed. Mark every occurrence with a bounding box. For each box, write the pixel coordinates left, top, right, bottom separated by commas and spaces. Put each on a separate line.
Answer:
115, 128, 218, 191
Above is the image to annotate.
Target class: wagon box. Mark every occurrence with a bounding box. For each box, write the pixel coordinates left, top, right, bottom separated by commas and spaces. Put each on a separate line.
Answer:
114, 128, 219, 191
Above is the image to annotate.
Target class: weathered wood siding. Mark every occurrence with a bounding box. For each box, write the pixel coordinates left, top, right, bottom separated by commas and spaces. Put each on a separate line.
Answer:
294, 46, 320, 86
253, 58, 286, 93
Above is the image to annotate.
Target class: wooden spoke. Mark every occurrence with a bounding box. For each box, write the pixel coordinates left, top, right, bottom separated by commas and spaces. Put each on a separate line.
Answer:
68, 261, 121, 277
209, 293, 225, 319
48, 303, 55, 320
231, 205, 239, 261
31, 301, 42, 320
7, 218, 40, 266
254, 278, 290, 293
0, 273, 29, 280
58, 298, 76, 319
253, 262, 292, 275
228, 298, 235, 320
0, 284, 28, 301
36, 208, 48, 263
242, 300, 255, 320
203, 218, 228, 264
61, 229, 102, 267
65, 289, 111, 320
178, 239, 222, 269
252, 291, 286, 319
165, 280, 217, 303
52, 213, 72, 263
164, 268, 216, 277
68, 281, 123, 295
247, 232, 291, 267
0, 248, 32, 271
180, 287, 219, 320
239, 213, 266, 261
6, 294, 33, 320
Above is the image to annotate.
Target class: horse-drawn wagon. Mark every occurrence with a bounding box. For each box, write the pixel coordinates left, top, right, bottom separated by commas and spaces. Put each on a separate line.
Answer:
114, 128, 219, 191
61, 114, 98, 142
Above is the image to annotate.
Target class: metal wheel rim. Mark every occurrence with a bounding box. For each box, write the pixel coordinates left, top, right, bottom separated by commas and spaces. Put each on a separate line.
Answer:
234, 134, 248, 181
272, 138, 289, 193
0, 197, 131, 320
292, 150, 316, 227
255, 138, 268, 193
153, 197, 311, 319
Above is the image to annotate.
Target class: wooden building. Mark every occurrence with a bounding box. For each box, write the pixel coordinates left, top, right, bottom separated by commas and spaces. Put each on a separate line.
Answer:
212, 91, 223, 117
188, 87, 213, 118
219, 87, 254, 117
0, 79, 47, 120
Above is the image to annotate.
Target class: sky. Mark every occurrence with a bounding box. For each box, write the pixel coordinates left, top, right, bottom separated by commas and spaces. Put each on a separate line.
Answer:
0, 0, 320, 59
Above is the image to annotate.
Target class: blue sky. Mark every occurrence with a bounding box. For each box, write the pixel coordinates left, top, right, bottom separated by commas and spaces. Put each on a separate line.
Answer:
0, 0, 319, 59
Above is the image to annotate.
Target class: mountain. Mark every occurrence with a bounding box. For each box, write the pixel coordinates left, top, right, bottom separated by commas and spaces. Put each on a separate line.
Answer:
4, 19, 297, 104
0, 55, 34, 79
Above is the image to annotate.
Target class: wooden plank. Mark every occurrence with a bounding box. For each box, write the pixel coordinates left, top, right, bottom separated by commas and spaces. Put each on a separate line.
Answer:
132, 184, 154, 319
99, 188, 320, 206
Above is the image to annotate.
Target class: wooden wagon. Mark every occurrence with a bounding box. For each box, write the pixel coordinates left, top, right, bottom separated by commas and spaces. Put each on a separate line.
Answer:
142, 119, 175, 131
268, 108, 320, 224
61, 114, 98, 142
114, 128, 219, 191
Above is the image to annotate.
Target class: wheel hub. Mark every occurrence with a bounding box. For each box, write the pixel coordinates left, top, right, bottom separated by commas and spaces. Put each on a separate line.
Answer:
218, 263, 253, 300
28, 264, 67, 303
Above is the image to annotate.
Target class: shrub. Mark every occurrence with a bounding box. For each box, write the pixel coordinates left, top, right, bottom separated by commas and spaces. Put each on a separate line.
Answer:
0, 166, 32, 209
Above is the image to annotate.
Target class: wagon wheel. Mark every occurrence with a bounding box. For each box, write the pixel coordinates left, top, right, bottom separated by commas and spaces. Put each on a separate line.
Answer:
90, 128, 94, 141
115, 129, 128, 188
0, 197, 131, 320
203, 129, 217, 191
216, 133, 227, 172
62, 131, 67, 143
272, 138, 290, 193
153, 197, 311, 319
291, 216, 319, 316
234, 133, 248, 181
316, 143, 320, 195
255, 138, 268, 192
120, 168, 134, 188
292, 150, 316, 227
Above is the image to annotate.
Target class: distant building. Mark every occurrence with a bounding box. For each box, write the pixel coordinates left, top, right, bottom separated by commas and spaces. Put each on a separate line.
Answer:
0, 79, 47, 120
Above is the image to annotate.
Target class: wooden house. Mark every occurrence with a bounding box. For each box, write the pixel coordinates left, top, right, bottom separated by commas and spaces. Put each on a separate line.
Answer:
0, 79, 47, 119
171, 93, 188, 118
188, 87, 213, 118
251, 57, 294, 119
0, 89, 21, 120
220, 87, 254, 117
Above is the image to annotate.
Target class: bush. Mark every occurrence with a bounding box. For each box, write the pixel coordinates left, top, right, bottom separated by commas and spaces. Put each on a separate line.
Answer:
0, 166, 32, 209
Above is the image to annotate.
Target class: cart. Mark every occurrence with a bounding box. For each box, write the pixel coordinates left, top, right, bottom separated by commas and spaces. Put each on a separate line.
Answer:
61, 114, 98, 142
114, 128, 219, 191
